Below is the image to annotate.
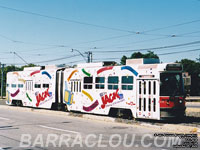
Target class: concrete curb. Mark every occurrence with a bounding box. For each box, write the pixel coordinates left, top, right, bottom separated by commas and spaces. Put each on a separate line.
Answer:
1, 105, 200, 134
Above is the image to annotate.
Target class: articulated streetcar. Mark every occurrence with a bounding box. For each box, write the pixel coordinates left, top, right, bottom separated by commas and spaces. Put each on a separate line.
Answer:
6, 58, 186, 120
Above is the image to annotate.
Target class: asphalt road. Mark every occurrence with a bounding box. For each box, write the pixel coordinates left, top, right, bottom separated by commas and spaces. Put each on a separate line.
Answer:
0, 106, 199, 150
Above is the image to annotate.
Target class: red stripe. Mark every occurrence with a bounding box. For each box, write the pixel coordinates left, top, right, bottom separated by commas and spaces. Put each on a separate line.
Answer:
11, 89, 20, 97
97, 66, 113, 74
160, 96, 185, 108
30, 70, 40, 76
83, 100, 99, 112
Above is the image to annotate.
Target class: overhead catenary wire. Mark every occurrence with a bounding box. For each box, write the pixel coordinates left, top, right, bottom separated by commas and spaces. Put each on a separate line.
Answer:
0, 4, 200, 50
30, 54, 81, 64
143, 19, 200, 33
0, 5, 200, 65
0, 5, 138, 34
158, 48, 200, 56
0, 5, 200, 38
92, 40, 200, 53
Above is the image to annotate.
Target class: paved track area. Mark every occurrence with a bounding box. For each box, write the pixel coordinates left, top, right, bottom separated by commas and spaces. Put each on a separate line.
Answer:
0, 106, 199, 150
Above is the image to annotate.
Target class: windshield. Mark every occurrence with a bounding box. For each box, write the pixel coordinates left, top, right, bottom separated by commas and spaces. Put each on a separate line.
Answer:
160, 73, 184, 96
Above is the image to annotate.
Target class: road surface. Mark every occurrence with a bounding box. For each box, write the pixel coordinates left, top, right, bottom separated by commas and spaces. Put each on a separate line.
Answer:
0, 106, 199, 150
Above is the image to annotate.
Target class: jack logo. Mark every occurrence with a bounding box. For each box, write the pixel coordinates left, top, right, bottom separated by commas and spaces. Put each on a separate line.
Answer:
36, 88, 51, 107
101, 89, 120, 109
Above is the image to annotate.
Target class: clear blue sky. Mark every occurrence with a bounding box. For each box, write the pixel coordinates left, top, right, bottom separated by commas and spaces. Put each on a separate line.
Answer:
0, 0, 200, 66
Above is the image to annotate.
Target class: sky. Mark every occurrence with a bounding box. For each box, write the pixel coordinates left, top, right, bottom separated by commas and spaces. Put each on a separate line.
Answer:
0, 0, 200, 66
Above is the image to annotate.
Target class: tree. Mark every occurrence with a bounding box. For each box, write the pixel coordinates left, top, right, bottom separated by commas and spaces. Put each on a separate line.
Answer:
143, 51, 159, 59
130, 52, 143, 58
178, 59, 200, 74
120, 55, 127, 65
120, 51, 159, 65
21, 63, 37, 70
178, 59, 200, 96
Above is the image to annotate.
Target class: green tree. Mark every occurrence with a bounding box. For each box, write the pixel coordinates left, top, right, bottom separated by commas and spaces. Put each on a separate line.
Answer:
120, 55, 127, 65
178, 59, 200, 96
21, 63, 37, 70
130, 52, 144, 58
178, 59, 200, 74
143, 51, 159, 59
120, 51, 159, 65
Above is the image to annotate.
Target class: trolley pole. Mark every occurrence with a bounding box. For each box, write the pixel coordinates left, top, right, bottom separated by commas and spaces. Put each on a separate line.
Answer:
1, 64, 5, 99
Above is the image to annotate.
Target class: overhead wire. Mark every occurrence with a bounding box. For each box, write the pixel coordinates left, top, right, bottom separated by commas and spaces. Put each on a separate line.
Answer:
92, 40, 200, 53
158, 48, 200, 56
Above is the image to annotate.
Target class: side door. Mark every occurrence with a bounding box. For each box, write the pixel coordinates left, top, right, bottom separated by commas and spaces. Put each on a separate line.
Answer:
136, 79, 160, 120
55, 70, 65, 108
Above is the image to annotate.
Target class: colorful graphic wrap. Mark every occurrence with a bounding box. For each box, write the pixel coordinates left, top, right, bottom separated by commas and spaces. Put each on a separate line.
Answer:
100, 89, 120, 109
83, 100, 99, 112
100, 89, 125, 109
97, 66, 113, 74
64, 81, 74, 105
82, 90, 93, 101
18, 78, 25, 83
121, 66, 138, 76
6, 91, 10, 104
82, 68, 91, 77
67, 70, 78, 81
30, 70, 40, 76
126, 102, 135, 106
35, 88, 52, 107
10, 89, 20, 97
13, 72, 19, 76
42, 71, 52, 79
26, 93, 32, 102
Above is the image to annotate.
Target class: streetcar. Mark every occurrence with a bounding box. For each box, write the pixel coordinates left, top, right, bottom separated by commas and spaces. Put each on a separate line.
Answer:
6, 58, 186, 120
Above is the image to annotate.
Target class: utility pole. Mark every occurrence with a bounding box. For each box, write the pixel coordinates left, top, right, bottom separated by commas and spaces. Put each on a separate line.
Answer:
1, 63, 5, 99
71, 49, 92, 63
86, 51, 92, 63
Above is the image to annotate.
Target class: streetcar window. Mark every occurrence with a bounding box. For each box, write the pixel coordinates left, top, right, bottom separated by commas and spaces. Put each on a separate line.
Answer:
84, 77, 93, 89
71, 82, 73, 91
76, 81, 78, 92
144, 81, 146, 94
18, 84, 23, 88
34, 84, 41, 88
79, 82, 81, 92
43, 84, 49, 88
121, 76, 133, 90
153, 98, 156, 112
160, 73, 184, 96
144, 98, 146, 111
11, 84, 16, 88
148, 98, 151, 111
153, 81, 156, 95
74, 81, 76, 92
139, 81, 141, 94
139, 98, 141, 111
149, 81, 151, 94
95, 77, 105, 89
108, 76, 118, 90
26, 81, 33, 91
